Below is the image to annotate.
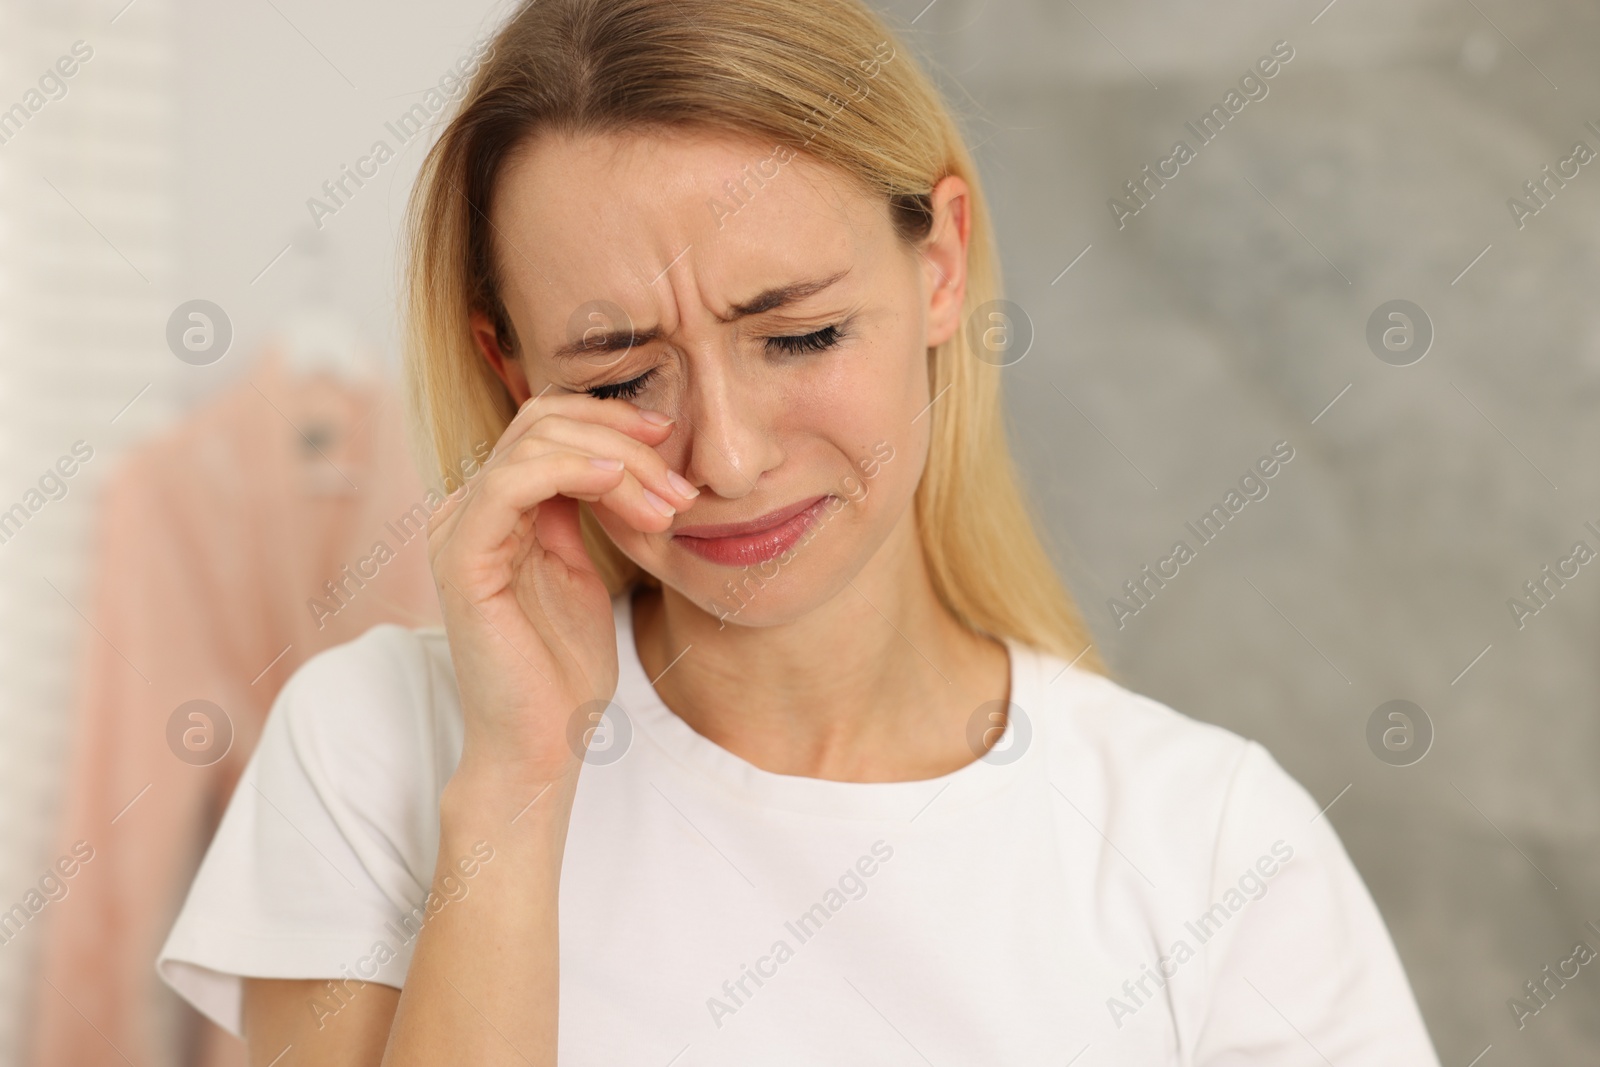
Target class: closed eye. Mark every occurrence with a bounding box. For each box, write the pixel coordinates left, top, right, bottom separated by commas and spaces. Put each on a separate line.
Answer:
765, 323, 844, 354
586, 322, 846, 397
586, 369, 655, 401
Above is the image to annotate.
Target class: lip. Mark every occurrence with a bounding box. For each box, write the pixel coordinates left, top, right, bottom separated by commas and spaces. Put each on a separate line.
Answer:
672, 493, 833, 568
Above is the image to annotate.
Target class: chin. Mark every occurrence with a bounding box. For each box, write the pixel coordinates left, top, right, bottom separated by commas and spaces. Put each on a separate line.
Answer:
688, 558, 860, 630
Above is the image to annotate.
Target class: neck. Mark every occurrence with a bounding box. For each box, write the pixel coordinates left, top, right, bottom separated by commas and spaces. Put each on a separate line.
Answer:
633, 517, 1010, 782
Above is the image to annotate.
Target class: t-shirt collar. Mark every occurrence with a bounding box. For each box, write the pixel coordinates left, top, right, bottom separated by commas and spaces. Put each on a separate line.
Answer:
608, 590, 1040, 821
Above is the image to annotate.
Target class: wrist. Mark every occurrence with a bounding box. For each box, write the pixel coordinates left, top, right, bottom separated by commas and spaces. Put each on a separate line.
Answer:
441, 751, 579, 833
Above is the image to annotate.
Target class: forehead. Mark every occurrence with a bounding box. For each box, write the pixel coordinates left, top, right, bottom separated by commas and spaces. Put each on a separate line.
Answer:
488, 126, 894, 337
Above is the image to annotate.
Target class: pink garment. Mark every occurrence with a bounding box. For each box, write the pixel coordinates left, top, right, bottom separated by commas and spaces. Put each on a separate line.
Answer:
26, 347, 444, 1067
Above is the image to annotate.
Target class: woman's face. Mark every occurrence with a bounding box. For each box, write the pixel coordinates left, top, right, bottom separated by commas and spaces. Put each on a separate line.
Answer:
476, 126, 969, 626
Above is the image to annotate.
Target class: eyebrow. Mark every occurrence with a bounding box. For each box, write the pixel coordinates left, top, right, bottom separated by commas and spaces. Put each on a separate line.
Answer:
549, 268, 852, 361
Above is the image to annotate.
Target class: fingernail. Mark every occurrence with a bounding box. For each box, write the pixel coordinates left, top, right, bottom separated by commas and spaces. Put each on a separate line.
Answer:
639, 409, 675, 426
589, 456, 624, 470
642, 488, 676, 517
667, 471, 699, 499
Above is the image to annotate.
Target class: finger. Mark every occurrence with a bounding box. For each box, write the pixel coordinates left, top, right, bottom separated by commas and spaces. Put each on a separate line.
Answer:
490, 435, 679, 534
428, 425, 667, 553
424, 452, 503, 545
433, 393, 682, 546
500, 391, 676, 462
586, 466, 681, 531
520, 414, 698, 508
423, 471, 483, 545
429, 452, 627, 574
499, 428, 688, 531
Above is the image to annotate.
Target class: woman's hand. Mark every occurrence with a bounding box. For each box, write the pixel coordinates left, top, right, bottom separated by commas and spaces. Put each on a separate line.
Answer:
425, 394, 697, 793
378, 394, 695, 1067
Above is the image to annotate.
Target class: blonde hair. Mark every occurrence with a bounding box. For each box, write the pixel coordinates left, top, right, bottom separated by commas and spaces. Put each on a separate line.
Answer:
401, 0, 1105, 674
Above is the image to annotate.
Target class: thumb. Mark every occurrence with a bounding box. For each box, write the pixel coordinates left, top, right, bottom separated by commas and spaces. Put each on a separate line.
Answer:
534, 495, 603, 576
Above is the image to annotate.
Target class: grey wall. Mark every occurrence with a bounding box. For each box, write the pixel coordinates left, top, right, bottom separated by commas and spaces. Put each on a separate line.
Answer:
886, 0, 1599, 1061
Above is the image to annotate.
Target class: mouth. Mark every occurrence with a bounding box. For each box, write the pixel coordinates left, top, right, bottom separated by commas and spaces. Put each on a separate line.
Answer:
671, 494, 834, 568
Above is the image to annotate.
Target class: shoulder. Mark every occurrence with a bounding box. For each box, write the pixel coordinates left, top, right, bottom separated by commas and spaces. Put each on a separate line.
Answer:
1020, 658, 1440, 1063
1029, 656, 1250, 776
282, 622, 450, 699
265, 623, 462, 835
276, 622, 455, 739
156, 625, 458, 1036
1020, 647, 1322, 892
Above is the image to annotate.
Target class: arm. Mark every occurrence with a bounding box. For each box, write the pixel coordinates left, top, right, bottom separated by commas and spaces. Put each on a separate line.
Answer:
238, 771, 574, 1067
1191, 743, 1441, 1066
236, 393, 692, 1066
242, 978, 398, 1066
379, 768, 575, 1065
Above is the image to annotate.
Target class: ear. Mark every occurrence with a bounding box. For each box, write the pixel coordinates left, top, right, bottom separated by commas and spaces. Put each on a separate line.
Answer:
919, 174, 971, 350
469, 308, 531, 407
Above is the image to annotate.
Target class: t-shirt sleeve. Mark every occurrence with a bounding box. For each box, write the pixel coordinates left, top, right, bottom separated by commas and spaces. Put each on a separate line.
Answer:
1189, 741, 1441, 1066
155, 624, 450, 1039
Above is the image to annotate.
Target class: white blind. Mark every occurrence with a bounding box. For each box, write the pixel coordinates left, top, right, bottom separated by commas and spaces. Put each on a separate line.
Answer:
0, 0, 177, 1062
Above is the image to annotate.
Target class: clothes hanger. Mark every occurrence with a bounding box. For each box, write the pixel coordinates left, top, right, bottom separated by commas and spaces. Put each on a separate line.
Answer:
277, 307, 374, 385
269, 228, 382, 494
274, 226, 379, 386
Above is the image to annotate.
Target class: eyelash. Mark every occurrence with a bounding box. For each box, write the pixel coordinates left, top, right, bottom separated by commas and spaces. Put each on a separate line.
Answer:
584, 323, 847, 400
767, 323, 842, 354
587, 372, 653, 401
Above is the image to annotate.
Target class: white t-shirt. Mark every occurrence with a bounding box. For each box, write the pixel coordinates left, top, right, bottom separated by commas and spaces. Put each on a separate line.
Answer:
157, 591, 1440, 1065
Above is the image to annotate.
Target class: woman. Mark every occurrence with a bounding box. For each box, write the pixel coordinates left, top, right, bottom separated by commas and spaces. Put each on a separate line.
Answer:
157, 0, 1441, 1063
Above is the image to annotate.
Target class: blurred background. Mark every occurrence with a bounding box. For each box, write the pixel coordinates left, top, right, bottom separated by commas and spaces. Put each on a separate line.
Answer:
1, 0, 1595, 1063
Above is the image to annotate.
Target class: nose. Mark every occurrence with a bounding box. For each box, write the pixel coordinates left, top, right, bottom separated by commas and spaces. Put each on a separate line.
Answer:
675, 341, 785, 501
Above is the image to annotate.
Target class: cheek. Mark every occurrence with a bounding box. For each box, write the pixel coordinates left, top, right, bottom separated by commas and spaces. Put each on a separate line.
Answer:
785, 314, 928, 431
591, 508, 663, 569
854, 426, 927, 519
776, 323, 928, 509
